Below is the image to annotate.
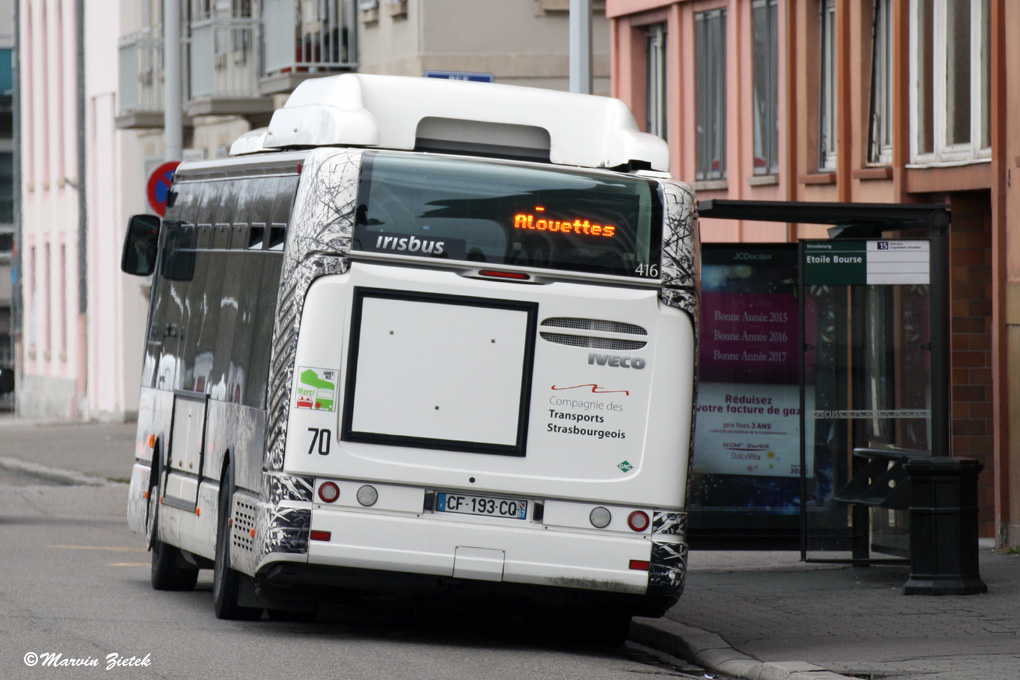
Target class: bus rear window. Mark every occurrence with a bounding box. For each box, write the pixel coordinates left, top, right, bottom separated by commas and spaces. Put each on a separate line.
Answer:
353, 152, 662, 279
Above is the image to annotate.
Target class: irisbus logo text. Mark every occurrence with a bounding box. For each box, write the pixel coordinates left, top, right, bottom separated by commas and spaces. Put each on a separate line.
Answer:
587, 353, 646, 369
374, 234, 446, 255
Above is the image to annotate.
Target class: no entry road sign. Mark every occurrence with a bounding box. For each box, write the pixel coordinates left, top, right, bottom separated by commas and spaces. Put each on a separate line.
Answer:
146, 161, 180, 216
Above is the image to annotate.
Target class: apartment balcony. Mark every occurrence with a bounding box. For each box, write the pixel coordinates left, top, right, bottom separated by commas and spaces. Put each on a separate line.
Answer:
117, 33, 172, 129
117, 2, 356, 128
259, 0, 357, 96
187, 16, 275, 121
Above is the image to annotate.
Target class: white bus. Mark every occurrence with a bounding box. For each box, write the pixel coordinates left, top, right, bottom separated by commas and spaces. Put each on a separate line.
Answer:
122, 74, 699, 641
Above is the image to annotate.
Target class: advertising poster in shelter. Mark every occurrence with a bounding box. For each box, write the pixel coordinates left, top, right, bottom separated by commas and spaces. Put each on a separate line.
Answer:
689, 244, 813, 532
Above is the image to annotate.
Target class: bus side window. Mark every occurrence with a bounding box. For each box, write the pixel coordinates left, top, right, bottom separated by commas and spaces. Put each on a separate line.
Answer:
214, 179, 255, 401
190, 250, 225, 395
228, 249, 264, 406
246, 254, 283, 408
178, 181, 226, 393
247, 175, 293, 405
263, 176, 291, 250
160, 222, 196, 282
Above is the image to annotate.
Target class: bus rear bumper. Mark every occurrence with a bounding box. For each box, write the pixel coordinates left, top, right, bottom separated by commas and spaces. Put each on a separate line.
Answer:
266, 507, 669, 597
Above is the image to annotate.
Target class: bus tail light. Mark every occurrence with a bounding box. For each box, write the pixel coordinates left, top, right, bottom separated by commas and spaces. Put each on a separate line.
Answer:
310, 530, 331, 542
629, 560, 650, 571
627, 511, 650, 532
478, 269, 530, 281
318, 482, 340, 503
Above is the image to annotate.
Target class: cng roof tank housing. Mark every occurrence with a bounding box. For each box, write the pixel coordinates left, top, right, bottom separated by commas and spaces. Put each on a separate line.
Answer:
230, 73, 669, 173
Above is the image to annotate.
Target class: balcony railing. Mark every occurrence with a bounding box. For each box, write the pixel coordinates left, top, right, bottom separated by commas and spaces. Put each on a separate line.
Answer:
187, 16, 273, 117
118, 1, 357, 125
260, 0, 357, 94
117, 32, 170, 128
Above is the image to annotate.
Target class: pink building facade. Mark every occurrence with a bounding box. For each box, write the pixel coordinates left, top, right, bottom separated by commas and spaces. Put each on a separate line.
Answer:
607, 0, 1017, 545
610, 0, 798, 243
16, 0, 144, 420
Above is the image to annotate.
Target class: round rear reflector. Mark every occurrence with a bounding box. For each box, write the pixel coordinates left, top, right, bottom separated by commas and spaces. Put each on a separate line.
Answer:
318, 482, 340, 503
627, 510, 650, 532
589, 506, 612, 529
356, 485, 379, 507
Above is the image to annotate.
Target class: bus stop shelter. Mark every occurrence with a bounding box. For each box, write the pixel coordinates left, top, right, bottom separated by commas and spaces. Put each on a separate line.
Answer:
689, 200, 954, 565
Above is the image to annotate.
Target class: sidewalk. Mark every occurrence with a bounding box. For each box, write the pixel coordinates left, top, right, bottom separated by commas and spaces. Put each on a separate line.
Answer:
0, 416, 137, 483
2, 416, 1017, 680
634, 544, 1019, 680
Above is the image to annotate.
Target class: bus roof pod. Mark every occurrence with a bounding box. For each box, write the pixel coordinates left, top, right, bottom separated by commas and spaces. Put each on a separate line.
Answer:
245, 73, 669, 172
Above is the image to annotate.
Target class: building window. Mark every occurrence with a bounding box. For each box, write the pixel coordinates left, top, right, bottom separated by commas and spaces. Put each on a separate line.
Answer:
645, 24, 668, 142
868, 0, 893, 165
0, 153, 12, 224
59, 244, 67, 358
29, 246, 36, 350
818, 0, 837, 171
910, 0, 990, 164
695, 8, 727, 181
752, 0, 779, 176
44, 243, 51, 354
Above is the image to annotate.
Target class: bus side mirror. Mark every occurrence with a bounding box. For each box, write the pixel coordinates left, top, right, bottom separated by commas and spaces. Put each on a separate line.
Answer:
0, 368, 13, 395
122, 214, 161, 276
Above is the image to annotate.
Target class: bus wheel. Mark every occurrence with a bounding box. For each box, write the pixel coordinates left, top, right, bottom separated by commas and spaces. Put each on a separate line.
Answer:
151, 530, 199, 591
149, 462, 199, 591
213, 461, 262, 620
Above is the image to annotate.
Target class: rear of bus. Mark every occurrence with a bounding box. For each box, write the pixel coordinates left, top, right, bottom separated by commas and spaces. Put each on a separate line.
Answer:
243, 75, 699, 629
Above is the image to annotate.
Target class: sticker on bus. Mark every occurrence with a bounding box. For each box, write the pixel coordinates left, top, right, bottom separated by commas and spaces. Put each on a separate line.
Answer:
295, 367, 337, 412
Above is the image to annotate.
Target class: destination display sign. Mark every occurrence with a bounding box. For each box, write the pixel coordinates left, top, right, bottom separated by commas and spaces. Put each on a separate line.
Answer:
802, 240, 930, 286
513, 209, 618, 238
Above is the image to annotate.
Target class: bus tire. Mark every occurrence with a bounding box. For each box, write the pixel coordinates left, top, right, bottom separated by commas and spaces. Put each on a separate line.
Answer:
213, 460, 262, 620
149, 456, 199, 591
151, 527, 199, 591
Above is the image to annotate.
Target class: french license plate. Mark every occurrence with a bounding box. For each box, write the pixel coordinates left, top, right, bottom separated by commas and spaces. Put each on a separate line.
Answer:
436, 492, 528, 520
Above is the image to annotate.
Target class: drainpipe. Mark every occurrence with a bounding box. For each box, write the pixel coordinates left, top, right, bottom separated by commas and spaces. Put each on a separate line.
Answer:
76, 0, 87, 419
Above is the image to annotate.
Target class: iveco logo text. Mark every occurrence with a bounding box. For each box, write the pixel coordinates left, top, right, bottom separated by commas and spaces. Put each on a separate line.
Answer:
588, 353, 646, 369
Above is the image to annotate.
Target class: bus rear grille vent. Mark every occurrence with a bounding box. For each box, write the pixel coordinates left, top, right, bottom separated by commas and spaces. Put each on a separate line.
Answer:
541, 317, 647, 336
540, 333, 647, 351
539, 318, 648, 351
232, 497, 257, 554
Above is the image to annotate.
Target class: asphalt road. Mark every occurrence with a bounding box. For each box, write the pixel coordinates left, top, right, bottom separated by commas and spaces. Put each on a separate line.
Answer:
0, 473, 709, 680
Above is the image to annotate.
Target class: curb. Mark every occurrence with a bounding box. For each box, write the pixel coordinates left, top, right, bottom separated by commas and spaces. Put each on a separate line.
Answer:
630, 617, 856, 680
0, 456, 110, 487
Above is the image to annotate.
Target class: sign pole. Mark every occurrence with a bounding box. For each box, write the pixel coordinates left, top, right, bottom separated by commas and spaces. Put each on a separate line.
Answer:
569, 0, 592, 94
928, 211, 951, 458
164, 0, 182, 161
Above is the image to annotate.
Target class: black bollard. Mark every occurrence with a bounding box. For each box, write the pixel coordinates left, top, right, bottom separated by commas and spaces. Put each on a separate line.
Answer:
902, 457, 987, 595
